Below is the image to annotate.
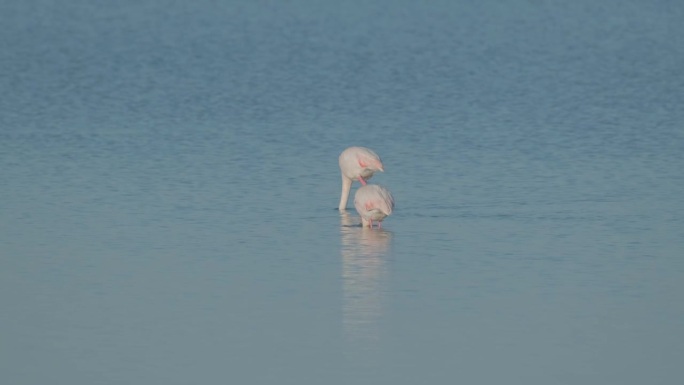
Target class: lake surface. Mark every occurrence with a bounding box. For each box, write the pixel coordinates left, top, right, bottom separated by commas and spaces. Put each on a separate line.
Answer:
2, 0, 683, 384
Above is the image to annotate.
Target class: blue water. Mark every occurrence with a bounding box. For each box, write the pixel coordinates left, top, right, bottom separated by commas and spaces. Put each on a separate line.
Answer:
2, 1, 683, 384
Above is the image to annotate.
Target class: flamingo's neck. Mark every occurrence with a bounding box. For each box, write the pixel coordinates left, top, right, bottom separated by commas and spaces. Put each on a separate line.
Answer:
338, 176, 352, 210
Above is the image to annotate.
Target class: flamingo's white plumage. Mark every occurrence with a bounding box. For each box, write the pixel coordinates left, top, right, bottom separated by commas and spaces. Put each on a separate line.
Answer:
354, 184, 394, 228
338, 146, 384, 210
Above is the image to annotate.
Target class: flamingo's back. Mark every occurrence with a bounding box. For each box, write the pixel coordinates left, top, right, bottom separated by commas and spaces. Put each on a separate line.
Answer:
339, 147, 384, 180
354, 184, 394, 224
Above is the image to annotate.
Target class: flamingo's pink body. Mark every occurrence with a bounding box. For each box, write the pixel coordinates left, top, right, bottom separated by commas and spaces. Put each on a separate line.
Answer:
338, 147, 384, 210
354, 184, 394, 228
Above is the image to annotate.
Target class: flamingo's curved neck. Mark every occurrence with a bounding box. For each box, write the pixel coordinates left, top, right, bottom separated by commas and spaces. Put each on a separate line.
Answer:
338, 176, 352, 210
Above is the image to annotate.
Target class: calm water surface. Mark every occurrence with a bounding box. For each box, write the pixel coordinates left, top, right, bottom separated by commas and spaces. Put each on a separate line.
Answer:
2, 1, 683, 384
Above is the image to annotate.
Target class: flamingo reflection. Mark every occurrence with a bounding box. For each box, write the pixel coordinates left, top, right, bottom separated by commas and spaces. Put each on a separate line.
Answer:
340, 211, 392, 355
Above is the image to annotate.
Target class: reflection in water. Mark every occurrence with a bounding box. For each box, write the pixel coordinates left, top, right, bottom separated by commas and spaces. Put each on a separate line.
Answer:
340, 211, 391, 357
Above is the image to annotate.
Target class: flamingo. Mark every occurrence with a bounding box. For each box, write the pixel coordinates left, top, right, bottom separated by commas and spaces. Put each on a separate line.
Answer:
354, 184, 394, 228
338, 146, 384, 210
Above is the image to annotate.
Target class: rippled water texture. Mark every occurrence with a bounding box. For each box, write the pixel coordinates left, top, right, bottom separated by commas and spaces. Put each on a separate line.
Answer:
2, 1, 683, 384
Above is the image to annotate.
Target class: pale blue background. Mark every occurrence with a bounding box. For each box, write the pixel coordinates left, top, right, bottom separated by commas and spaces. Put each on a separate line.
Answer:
2, 1, 683, 384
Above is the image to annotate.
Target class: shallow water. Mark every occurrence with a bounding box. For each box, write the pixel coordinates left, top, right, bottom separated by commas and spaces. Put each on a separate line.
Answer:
2, 1, 684, 384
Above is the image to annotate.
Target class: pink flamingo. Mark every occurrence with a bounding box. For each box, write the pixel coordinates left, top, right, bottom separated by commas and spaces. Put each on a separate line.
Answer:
338, 146, 384, 210
354, 184, 394, 228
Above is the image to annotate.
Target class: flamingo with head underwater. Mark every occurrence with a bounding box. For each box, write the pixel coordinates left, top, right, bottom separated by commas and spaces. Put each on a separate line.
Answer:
354, 184, 394, 228
338, 146, 384, 211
